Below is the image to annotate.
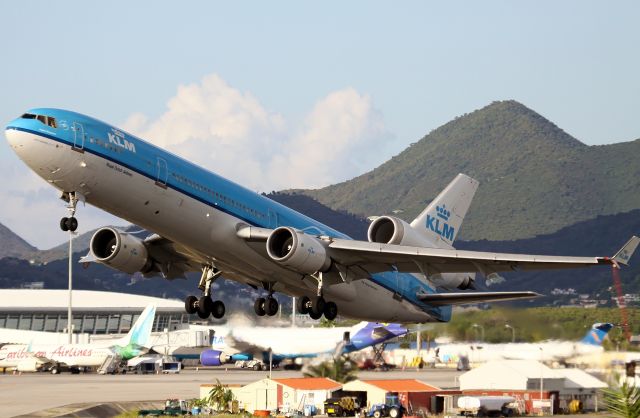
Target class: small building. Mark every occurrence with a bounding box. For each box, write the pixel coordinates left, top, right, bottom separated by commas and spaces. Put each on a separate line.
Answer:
459, 360, 605, 414
211, 377, 342, 414
342, 379, 459, 414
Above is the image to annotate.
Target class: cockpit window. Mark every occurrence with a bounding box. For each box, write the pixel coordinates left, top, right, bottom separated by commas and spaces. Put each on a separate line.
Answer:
25, 114, 57, 128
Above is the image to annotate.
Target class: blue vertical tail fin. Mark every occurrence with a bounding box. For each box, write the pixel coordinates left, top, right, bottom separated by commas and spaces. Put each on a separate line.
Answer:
581, 323, 614, 346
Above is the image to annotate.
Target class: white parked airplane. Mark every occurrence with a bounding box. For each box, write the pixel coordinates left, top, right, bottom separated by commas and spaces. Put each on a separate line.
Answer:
428, 322, 614, 366
195, 321, 408, 368
5, 110, 639, 323
0, 304, 155, 373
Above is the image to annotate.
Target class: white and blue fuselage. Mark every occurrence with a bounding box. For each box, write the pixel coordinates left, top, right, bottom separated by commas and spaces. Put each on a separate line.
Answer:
5, 109, 448, 323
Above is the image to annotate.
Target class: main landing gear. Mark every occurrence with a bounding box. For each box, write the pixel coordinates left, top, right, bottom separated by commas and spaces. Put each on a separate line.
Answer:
296, 296, 338, 321
254, 283, 279, 317
297, 272, 338, 320
185, 266, 226, 319
59, 192, 79, 232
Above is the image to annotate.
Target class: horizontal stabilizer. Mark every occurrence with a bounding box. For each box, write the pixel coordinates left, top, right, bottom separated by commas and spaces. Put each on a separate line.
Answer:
612, 236, 640, 266
417, 291, 541, 306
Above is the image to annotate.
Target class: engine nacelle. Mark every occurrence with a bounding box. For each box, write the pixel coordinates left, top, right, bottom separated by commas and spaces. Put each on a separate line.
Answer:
429, 273, 476, 290
89, 227, 152, 274
200, 350, 232, 366
266, 227, 331, 274
368, 216, 433, 247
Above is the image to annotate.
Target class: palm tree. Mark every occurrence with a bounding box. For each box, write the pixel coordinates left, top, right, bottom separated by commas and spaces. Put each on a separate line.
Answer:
206, 379, 235, 411
603, 380, 640, 418
303, 357, 358, 383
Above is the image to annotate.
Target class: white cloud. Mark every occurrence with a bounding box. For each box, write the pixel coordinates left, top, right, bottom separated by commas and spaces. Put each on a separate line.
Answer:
124, 73, 392, 191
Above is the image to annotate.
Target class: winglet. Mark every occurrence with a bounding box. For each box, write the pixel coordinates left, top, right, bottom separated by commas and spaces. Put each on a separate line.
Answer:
612, 236, 640, 266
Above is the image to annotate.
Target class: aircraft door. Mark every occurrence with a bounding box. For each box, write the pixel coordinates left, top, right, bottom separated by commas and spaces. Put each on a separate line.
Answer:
156, 157, 168, 188
72, 122, 84, 150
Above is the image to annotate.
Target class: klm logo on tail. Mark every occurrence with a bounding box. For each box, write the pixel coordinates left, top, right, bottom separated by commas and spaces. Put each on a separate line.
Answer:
426, 205, 455, 242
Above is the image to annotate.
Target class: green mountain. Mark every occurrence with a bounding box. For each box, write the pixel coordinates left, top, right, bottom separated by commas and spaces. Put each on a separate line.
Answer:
298, 100, 640, 240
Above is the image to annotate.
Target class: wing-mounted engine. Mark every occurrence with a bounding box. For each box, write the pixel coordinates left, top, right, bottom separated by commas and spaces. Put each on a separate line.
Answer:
429, 272, 476, 290
89, 227, 153, 274
266, 227, 331, 274
199, 350, 232, 366
368, 216, 434, 247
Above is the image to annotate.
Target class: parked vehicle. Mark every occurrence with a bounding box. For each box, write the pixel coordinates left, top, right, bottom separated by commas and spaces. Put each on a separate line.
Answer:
368, 394, 405, 418
457, 396, 516, 417
325, 396, 361, 416
138, 398, 190, 416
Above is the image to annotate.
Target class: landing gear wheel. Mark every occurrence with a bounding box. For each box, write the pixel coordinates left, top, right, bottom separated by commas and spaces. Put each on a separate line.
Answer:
198, 296, 213, 318
254, 297, 266, 316
310, 296, 325, 317
185, 296, 198, 314
297, 296, 310, 315
323, 301, 338, 321
265, 297, 279, 316
211, 300, 226, 319
309, 309, 323, 320
67, 217, 78, 232
60, 217, 69, 232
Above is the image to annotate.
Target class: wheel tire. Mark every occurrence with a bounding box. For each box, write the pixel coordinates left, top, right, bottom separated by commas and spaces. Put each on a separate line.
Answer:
389, 407, 400, 418
185, 296, 198, 314
196, 309, 209, 319
310, 296, 325, 316
211, 300, 226, 319
323, 301, 338, 320
297, 296, 310, 315
265, 297, 279, 316
60, 217, 69, 232
253, 363, 261, 371
373, 410, 381, 418
68, 217, 78, 232
254, 297, 266, 316
198, 296, 213, 317
309, 309, 322, 320
51, 366, 59, 375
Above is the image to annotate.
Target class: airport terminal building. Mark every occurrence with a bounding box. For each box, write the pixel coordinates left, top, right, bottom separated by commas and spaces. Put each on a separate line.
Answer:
0, 289, 188, 335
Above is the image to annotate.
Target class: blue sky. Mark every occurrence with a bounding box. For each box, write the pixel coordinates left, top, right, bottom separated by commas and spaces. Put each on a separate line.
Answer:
1, 1, 639, 248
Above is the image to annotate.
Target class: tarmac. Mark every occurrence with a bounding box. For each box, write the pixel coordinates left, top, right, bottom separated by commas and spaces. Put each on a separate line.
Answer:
0, 367, 464, 418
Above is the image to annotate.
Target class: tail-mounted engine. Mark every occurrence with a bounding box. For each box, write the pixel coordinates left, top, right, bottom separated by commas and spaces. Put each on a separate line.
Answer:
266, 227, 331, 274
89, 227, 153, 274
368, 216, 433, 247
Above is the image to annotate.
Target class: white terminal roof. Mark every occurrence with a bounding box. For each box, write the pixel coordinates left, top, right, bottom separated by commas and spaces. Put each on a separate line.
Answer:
0, 289, 183, 310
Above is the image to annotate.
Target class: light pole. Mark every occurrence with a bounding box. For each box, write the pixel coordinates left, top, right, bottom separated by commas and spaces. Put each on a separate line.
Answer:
505, 324, 515, 343
539, 346, 544, 415
472, 323, 485, 342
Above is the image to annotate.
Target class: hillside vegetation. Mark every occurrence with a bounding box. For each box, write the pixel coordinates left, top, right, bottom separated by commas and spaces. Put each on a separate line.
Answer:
297, 100, 640, 240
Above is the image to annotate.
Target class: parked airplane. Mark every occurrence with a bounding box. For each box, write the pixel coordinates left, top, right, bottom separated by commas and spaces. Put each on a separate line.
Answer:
195, 321, 408, 368
428, 322, 614, 366
5, 110, 639, 323
0, 304, 155, 373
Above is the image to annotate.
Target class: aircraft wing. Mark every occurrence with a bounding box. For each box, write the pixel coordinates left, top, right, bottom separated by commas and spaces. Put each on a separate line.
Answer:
325, 235, 640, 277
416, 291, 541, 306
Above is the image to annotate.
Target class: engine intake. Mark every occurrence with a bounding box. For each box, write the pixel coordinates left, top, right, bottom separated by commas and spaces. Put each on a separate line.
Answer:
200, 350, 232, 366
89, 227, 152, 274
368, 216, 433, 247
266, 227, 331, 274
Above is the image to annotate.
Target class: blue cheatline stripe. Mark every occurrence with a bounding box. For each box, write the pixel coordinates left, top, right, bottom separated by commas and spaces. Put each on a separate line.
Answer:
8, 127, 446, 320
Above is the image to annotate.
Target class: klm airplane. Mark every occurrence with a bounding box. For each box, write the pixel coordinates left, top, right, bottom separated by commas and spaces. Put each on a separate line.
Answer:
5, 109, 639, 323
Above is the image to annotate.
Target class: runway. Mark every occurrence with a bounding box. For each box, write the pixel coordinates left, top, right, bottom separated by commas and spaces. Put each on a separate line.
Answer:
0, 367, 463, 418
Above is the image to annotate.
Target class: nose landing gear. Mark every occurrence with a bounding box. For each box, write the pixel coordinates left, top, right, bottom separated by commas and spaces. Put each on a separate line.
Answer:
59, 192, 80, 232
185, 266, 226, 319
